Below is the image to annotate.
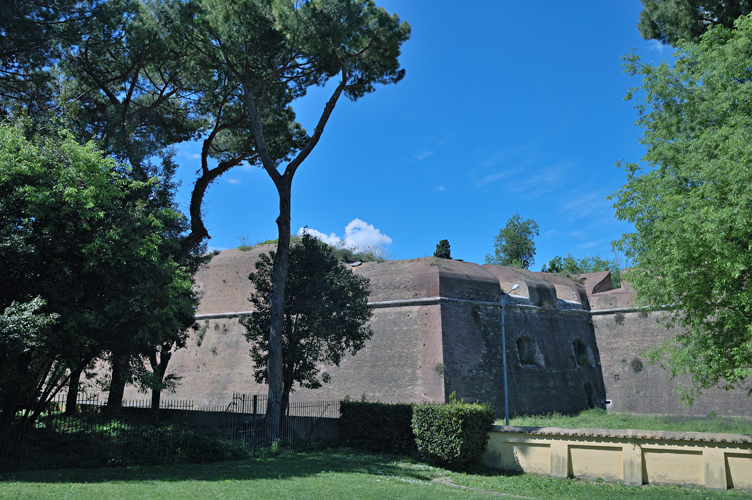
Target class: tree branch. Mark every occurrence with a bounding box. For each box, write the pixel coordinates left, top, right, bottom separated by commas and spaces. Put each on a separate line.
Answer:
283, 66, 348, 181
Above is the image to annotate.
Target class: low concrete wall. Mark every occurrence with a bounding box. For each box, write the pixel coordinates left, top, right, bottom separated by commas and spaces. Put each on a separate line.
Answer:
484, 426, 752, 490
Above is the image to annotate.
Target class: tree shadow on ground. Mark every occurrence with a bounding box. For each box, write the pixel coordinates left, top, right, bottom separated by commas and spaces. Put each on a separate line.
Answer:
0, 449, 516, 485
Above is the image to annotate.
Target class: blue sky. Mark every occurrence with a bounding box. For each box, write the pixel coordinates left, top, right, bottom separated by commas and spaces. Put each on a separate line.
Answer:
174, 0, 669, 269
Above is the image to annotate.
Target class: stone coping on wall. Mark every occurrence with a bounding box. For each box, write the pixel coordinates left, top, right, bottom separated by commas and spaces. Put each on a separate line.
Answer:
589, 305, 672, 315
485, 426, 752, 489
491, 425, 752, 444
193, 295, 588, 319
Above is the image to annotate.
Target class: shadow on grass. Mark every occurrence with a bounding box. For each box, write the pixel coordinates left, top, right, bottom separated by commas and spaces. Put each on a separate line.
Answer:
0, 449, 520, 486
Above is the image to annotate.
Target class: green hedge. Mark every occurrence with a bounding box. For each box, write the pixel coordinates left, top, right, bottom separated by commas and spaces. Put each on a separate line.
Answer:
339, 401, 416, 454
411, 402, 495, 469
8, 416, 249, 471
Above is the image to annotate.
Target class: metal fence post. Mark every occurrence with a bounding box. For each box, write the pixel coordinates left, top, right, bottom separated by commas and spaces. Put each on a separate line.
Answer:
252, 395, 257, 459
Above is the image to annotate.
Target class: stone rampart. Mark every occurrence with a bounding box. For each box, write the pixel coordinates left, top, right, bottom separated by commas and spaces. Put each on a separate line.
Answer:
113, 250, 752, 419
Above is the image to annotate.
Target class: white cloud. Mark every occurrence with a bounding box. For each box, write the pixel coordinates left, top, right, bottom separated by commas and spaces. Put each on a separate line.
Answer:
415, 151, 434, 160
648, 40, 665, 52
477, 172, 508, 186
226, 178, 241, 185
561, 192, 611, 220
301, 228, 342, 246
343, 219, 392, 247
437, 185, 446, 191
578, 241, 601, 249
299, 218, 393, 250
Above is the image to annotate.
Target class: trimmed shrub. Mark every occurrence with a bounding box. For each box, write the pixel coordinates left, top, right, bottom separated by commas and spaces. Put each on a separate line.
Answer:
411, 402, 495, 469
339, 401, 415, 454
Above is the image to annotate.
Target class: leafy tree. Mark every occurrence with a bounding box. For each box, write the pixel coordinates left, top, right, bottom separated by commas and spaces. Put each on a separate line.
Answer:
0, 125, 195, 451
242, 233, 373, 416
611, 14, 752, 402
0, 1, 213, 415
541, 254, 621, 288
637, 0, 751, 46
433, 239, 451, 259
0, 298, 59, 464
0, 0, 86, 124
485, 213, 539, 269
186, 0, 410, 435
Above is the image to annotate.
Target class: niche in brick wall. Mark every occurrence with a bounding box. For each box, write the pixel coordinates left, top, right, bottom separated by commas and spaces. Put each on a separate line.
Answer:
573, 339, 595, 367
516, 336, 544, 367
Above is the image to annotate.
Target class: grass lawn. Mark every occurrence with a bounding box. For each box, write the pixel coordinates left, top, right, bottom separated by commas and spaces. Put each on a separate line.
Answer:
505, 408, 752, 434
1, 449, 750, 499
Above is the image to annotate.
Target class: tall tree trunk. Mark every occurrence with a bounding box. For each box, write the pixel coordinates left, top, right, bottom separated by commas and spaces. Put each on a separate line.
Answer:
148, 346, 173, 425
151, 387, 161, 425
106, 353, 128, 419
266, 180, 292, 439
65, 365, 83, 416
0, 398, 21, 467
240, 72, 345, 441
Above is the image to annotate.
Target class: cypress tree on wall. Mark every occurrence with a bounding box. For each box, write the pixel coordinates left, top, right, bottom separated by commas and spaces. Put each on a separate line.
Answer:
434, 240, 451, 259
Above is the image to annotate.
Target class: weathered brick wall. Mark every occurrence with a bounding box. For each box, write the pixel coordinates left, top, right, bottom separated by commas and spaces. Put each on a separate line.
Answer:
353, 258, 439, 301
114, 250, 751, 419
593, 309, 752, 416
441, 301, 606, 417
121, 303, 444, 406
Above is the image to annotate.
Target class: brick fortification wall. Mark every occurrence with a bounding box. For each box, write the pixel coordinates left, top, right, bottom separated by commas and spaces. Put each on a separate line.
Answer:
119, 250, 607, 418
116, 248, 752, 418
590, 285, 752, 417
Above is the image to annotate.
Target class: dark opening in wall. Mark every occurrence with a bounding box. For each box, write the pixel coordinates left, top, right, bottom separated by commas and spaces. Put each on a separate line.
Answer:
516, 336, 537, 366
573, 339, 593, 367
584, 382, 596, 408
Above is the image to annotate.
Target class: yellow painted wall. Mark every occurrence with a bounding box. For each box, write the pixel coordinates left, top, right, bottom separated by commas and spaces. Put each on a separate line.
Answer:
484, 426, 752, 490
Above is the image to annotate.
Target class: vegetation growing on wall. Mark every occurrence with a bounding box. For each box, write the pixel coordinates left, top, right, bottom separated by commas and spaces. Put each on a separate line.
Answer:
541, 254, 622, 288
485, 214, 539, 269
433, 240, 451, 260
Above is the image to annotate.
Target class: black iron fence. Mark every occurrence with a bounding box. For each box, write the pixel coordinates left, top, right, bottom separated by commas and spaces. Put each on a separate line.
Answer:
3, 392, 340, 471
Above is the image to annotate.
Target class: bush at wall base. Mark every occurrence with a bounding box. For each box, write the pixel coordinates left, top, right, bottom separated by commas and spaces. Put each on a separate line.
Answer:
339, 400, 416, 454
411, 402, 495, 469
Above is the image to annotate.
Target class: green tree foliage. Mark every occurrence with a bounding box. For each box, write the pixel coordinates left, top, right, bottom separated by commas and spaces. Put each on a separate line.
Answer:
433, 239, 451, 259
612, 14, 752, 402
485, 213, 539, 269
0, 0, 85, 122
0, 125, 195, 452
542, 254, 621, 288
0, 298, 59, 463
637, 0, 752, 46
186, 0, 409, 434
242, 233, 374, 416
0, 1, 210, 414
